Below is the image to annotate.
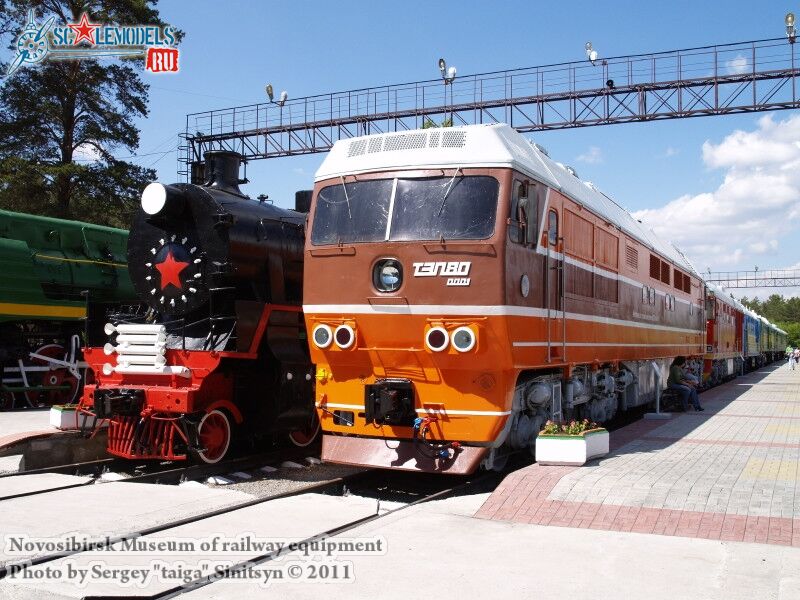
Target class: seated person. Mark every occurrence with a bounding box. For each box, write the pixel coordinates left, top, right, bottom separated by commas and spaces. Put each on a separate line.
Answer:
667, 356, 703, 411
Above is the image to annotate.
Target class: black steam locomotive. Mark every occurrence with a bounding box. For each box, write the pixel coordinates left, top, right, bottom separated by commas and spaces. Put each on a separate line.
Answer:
78, 151, 318, 463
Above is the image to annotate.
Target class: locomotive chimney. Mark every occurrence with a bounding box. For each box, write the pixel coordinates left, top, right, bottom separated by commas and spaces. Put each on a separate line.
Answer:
204, 151, 245, 196
295, 190, 313, 213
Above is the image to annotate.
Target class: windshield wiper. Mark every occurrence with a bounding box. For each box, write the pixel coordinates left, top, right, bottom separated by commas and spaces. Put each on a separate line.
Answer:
438, 166, 462, 216
339, 176, 353, 219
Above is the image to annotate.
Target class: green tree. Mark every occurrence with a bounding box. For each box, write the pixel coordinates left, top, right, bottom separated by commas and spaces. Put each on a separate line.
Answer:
777, 322, 800, 348
0, 0, 179, 228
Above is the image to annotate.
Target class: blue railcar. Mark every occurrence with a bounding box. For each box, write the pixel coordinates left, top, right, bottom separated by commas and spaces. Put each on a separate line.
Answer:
742, 309, 763, 371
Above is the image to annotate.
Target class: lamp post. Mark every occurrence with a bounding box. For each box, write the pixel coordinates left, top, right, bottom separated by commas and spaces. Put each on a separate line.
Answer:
438, 57, 457, 126
585, 41, 598, 66
265, 83, 288, 126
787, 12, 796, 43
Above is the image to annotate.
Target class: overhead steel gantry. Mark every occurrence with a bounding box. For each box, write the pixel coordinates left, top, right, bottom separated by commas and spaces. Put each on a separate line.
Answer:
179, 37, 800, 179
705, 270, 800, 289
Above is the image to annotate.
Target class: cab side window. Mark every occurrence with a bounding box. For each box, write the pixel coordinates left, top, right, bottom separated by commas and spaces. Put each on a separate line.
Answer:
508, 179, 539, 246
548, 209, 558, 246
508, 180, 526, 244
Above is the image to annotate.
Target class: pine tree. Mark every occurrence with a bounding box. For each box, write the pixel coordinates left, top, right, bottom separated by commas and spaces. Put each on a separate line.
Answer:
0, 0, 180, 228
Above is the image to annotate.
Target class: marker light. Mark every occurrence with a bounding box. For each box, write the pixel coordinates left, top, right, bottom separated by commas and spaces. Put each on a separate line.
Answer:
334, 324, 355, 349
312, 324, 333, 349
451, 326, 476, 352
425, 326, 449, 352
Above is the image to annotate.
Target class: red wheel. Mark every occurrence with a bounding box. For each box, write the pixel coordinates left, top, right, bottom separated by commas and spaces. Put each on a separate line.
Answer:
196, 410, 231, 464
288, 410, 321, 447
30, 344, 81, 406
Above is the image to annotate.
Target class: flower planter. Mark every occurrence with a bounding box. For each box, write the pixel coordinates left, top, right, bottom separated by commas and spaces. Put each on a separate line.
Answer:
49, 405, 101, 431
535, 428, 609, 466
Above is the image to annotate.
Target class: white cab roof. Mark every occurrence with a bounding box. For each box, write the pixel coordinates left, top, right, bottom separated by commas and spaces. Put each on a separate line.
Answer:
316, 123, 695, 273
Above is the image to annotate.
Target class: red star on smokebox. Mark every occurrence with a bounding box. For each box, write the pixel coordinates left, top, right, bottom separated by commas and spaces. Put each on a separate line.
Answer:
155, 250, 189, 290
68, 13, 100, 46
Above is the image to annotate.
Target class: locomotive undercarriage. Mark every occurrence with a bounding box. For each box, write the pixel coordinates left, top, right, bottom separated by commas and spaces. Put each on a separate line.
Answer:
704, 357, 743, 387
0, 320, 85, 409
485, 359, 695, 471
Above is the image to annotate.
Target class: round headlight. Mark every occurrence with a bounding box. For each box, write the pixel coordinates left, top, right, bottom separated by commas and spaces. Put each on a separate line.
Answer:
373, 259, 403, 292
334, 324, 355, 349
312, 324, 333, 348
425, 326, 449, 352
141, 182, 167, 215
451, 326, 476, 352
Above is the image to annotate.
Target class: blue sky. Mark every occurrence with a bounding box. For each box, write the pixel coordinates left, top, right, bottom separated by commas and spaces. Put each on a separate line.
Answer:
73, 1, 800, 295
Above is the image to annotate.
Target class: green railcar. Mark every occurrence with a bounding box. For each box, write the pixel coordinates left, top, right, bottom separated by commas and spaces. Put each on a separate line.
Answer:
0, 209, 136, 408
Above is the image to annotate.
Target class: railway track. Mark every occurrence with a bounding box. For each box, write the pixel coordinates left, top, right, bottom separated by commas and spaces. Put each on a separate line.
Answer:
0, 448, 314, 503
0, 466, 499, 596
0, 457, 117, 478
120, 471, 500, 600
0, 468, 375, 580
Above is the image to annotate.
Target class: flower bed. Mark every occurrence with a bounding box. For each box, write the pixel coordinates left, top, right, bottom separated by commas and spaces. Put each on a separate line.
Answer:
535, 419, 609, 466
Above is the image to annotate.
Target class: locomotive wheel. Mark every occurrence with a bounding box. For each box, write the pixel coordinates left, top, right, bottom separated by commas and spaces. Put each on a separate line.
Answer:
195, 409, 232, 464
30, 344, 81, 406
288, 411, 321, 447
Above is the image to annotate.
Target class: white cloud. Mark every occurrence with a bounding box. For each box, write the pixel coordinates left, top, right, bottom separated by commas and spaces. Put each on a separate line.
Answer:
633, 114, 800, 269
725, 54, 749, 75
662, 146, 679, 158
292, 167, 306, 175
576, 146, 602, 164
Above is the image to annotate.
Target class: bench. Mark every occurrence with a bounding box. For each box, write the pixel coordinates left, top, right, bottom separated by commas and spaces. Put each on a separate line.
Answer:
657, 388, 683, 412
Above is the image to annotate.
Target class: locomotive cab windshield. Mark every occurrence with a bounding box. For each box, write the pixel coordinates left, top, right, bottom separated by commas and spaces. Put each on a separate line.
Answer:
310, 174, 499, 245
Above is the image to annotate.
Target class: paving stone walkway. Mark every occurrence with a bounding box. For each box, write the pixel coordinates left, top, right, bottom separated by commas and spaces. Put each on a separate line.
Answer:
476, 363, 800, 546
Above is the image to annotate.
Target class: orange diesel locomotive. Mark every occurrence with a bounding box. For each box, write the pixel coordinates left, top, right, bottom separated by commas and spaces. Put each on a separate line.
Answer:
304, 124, 706, 474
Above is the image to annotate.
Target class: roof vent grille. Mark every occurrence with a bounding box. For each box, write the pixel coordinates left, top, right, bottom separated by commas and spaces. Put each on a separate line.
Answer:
383, 132, 426, 152
441, 130, 467, 148
347, 139, 367, 157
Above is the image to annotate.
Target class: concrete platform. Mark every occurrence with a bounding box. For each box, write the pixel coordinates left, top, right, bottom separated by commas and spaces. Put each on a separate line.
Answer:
179, 493, 800, 600
0, 481, 254, 565
0, 409, 56, 449
477, 364, 800, 546
0, 408, 107, 467
0, 494, 378, 599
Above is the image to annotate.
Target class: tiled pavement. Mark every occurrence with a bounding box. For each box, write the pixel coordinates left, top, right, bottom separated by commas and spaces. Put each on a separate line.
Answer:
476, 363, 800, 546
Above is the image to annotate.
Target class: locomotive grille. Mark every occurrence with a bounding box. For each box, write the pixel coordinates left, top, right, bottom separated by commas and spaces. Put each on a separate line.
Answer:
347, 139, 368, 157
441, 130, 467, 147
625, 245, 638, 270
383, 132, 426, 152
345, 130, 466, 158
